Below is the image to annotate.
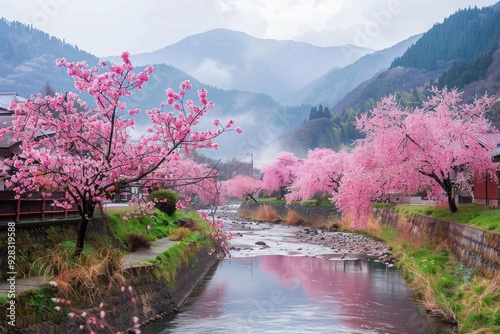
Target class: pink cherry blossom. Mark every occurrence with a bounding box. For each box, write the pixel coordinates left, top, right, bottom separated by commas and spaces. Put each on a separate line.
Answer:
0, 53, 238, 256
222, 175, 263, 202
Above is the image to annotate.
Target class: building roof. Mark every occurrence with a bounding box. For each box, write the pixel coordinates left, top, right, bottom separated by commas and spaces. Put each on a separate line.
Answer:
491, 145, 500, 162
0, 92, 26, 113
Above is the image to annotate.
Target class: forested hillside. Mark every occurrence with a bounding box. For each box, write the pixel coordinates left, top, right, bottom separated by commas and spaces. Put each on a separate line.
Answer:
0, 19, 98, 96
391, 5, 500, 70
280, 3, 500, 156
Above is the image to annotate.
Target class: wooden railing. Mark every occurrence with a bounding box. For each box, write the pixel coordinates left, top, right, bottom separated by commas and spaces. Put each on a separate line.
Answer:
0, 190, 79, 223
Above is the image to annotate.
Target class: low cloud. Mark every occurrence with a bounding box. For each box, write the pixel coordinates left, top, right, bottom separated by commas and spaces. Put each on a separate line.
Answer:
190, 58, 234, 89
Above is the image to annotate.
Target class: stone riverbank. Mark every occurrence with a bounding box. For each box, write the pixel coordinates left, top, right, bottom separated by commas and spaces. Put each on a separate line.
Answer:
213, 204, 395, 265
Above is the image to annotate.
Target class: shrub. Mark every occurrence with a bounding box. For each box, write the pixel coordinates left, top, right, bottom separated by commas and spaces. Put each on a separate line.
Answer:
168, 227, 191, 241
286, 210, 305, 225
147, 189, 179, 216
255, 205, 280, 222
126, 233, 152, 252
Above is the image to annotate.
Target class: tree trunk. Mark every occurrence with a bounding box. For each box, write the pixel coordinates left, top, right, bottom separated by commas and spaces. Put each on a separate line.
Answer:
73, 216, 88, 257
446, 188, 458, 213
73, 204, 95, 257
248, 194, 258, 203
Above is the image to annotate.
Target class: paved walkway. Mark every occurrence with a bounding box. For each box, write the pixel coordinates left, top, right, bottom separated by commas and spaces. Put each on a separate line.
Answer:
121, 237, 178, 269
0, 237, 178, 295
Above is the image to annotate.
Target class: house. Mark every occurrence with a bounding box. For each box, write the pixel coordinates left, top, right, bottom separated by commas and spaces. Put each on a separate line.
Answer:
0, 92, 80, 222
0, 92, 26, 190
473, 146, 500, 207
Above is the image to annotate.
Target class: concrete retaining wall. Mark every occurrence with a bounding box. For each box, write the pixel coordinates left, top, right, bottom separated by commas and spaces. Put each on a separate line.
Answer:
0, 215, 120, 281
240, 201, 340, 221
373, 208, 500, 278
240, 203, 498, 278
1, 247, 219, 333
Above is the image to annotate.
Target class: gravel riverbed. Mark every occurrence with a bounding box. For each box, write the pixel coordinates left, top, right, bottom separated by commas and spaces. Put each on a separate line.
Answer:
211, 204, 395, 265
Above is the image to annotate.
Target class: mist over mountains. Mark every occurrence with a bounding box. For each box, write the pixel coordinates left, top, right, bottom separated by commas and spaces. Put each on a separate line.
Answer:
1, 2, 499, 163
106, 28, 373, 105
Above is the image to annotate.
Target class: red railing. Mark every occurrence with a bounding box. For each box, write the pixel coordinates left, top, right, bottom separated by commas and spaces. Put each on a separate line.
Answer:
0, 190, 80, 223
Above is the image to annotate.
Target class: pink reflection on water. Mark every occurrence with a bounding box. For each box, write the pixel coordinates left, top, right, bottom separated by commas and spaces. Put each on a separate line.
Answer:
259, 255, 415, 329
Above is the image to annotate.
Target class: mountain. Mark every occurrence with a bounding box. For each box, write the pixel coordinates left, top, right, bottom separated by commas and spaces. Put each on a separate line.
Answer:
125, 63, 311, 160
437, 46, 500, 104
0, 19, 99, 97
277, 3, 500, 157
0, 19, 311, 161
391, 4, 500, 70
299, 34, 422, 107
107, 29, 372, 105
274, 118, 337, 158
337, 3, 500, 115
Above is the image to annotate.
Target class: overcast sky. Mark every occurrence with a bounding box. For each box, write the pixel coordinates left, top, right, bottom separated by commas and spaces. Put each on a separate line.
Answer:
1, 0, 499, 57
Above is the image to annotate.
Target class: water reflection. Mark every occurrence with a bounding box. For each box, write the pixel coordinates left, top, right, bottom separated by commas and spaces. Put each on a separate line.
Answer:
144, 256, 452, 334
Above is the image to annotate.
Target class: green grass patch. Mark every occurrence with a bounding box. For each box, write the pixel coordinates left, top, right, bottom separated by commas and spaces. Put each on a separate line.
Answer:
395, 203, 500, 233
379, 226, 398, 243
371, 224, 500, 333
144, 215, 217, 288
108, 208, 182, 247
255, 198, 286, 204
298, 199, 334, 207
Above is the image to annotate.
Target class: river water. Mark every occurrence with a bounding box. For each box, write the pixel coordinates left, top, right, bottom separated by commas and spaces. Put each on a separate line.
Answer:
142, 205, 455, 334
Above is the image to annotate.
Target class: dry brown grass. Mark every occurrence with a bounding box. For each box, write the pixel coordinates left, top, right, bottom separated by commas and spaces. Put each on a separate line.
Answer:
285, 210, 305, 225
58, 248, 125, 306
168, 227, 192, 241
333, 215, 355, 229
237, 207, 254, 219
365, 216, 382, 234
33, 246, 125, 307
254, 205, 281, 222
126, 233, 152, 252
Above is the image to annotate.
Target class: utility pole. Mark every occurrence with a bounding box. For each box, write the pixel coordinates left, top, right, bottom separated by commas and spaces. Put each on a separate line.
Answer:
247, 153, 253, 177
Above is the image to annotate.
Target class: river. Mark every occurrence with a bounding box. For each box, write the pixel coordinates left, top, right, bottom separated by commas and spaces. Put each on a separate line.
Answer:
142, 204, 455, 334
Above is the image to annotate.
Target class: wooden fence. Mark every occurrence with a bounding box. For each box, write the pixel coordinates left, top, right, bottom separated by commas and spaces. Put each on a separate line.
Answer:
0, 190, 79, 223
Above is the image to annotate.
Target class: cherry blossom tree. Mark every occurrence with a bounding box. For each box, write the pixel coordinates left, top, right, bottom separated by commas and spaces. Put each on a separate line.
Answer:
330, 145, 400, 227
145, 157, 222, 207
222, 175, 263, 202
261, 151, 300, 197
355, 86, 499, 213
285, 148, 348, 202
0, 52, 239, 256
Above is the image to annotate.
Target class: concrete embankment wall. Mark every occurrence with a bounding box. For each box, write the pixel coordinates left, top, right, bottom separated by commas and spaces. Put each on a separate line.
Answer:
240, 202, 499, 278
0, 218, 219, 333
373, 208, 499, 278
240, 201, 340, 221
1, 247, 219, 333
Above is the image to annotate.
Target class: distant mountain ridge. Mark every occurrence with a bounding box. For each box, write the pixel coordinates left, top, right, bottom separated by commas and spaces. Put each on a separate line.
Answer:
0, 19, 98, 97
108, 28, 373, 104
3, 7, 498, 163
278, 3, 500, 157
391, 4, 500, 70
0, 19, 311, 160
299, 34, 423, 107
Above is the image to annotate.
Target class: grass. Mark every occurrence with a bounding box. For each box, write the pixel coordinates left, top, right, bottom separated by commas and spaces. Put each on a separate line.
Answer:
285, 210, 305, 225
145, 212, 219, 288
255, 198, 286, 204
125, 233, 152, 252
371, 222, 500, 334
254, 205, 281, 222
395, 203, 500, 233
107, 207, 183, 247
